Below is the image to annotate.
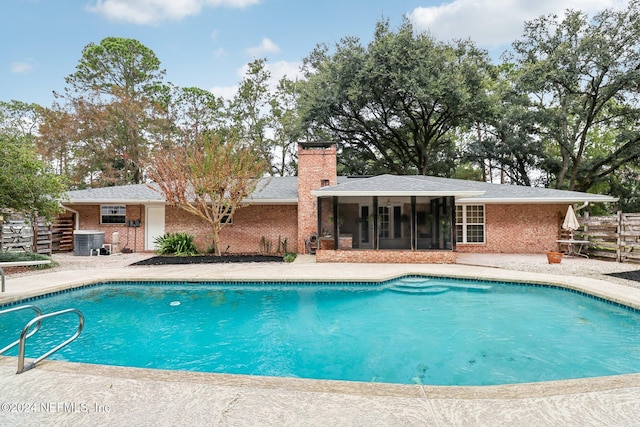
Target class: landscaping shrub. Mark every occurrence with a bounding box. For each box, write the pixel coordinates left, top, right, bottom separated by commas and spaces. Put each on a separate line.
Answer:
154, 232, 199, 256
283, 252, 297, 263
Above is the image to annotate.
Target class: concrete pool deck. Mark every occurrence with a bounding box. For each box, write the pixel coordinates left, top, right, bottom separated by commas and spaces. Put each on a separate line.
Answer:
2, 253, 640, 425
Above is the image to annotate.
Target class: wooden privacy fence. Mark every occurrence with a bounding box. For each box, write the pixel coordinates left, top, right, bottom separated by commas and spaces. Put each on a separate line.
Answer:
580, 212, 640, 263
51, 213, 74, 252
0, 220, 52, 255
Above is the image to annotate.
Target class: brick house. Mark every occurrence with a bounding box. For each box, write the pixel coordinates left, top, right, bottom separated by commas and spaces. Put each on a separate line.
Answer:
61, 142, 617, 262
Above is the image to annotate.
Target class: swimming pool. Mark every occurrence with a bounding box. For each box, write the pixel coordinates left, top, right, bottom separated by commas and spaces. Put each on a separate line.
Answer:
2, 276, 640, 386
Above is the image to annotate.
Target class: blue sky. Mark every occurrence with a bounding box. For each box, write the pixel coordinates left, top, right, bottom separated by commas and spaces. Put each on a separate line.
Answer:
2, 0, 623, 107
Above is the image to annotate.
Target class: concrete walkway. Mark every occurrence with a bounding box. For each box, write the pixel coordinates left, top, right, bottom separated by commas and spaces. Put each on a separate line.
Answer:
2, 254, 640, 426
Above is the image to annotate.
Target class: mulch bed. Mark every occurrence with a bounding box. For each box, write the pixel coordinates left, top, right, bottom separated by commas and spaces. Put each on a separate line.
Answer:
131, 255, 284, 266
606, 270, 640, 283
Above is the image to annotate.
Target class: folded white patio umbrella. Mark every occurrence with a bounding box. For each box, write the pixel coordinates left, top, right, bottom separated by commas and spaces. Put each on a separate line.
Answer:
562, 205, 580, 239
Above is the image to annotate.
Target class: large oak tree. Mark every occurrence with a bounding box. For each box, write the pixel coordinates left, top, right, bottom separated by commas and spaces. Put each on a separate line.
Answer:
509, 1, 640, 191
298, 19, 492, 176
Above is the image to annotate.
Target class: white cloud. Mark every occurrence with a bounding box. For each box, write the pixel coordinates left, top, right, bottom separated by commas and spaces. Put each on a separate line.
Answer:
236, 60, 302, 86
10, 61, 34, 74
408, 0, 623, 48
267, 60, 304, 83
245, 38, 281, 57
211, 60, 302, 101
89, 0, 260, 25
206, 0, 260, 6
209, 85, 238, 100
89, 0, 201, 24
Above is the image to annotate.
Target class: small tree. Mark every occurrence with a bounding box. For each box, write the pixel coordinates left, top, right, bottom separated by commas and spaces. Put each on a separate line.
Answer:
0, 133, 67, 222
146, 132, 267, 255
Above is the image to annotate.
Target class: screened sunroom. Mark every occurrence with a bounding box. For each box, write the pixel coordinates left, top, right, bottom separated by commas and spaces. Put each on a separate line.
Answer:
311, 175, 484, 252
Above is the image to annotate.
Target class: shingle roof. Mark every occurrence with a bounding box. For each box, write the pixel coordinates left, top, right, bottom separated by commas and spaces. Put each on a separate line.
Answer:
64, 174, 618, 205
65, 177, 298, 205
313, 175, 618, 204
247, 177, 298, 203
412, 175, 618, 203
312, 174, 484, 197
64, 183, 164, 203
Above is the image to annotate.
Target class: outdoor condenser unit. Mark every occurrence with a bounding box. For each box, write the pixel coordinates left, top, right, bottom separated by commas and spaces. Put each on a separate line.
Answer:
73, 230, 105, 256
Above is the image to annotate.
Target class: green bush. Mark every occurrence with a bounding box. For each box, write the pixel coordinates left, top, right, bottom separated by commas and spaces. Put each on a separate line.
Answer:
154, 232, 199, 256
283, 252, 297, 263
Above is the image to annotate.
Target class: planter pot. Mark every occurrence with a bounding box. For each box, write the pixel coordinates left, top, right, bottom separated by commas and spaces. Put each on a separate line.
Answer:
546, 251, 563, 264
320, 238, 335, 250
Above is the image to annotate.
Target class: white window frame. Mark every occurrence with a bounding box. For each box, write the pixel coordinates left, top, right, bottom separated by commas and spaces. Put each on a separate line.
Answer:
100, 205, 126, 224
219, 206, 233, 225
456, 204, 485, 244
378, 204, 403, 239
378, 206, 390, 238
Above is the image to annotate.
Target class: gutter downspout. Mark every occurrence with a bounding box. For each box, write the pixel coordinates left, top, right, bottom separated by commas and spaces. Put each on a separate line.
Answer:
575, 201, 589, 212
62, 205, 80, 230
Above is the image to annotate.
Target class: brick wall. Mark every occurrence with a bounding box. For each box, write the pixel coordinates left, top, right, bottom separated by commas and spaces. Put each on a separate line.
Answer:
456, 204, 565, 254
69, 203, 297, 255
66, 151, 570, 259
70, 204, 145, 252
316, 249, 457, 263
297, 143, 337, 252
165, 204, 297, 254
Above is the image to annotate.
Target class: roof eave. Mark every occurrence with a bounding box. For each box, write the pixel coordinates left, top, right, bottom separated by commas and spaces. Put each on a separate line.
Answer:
63, 199, 165, 205
456, 196, 619, 204
311, 190, 485, 197
242, 198, 298, 205
64, 198, 298, 205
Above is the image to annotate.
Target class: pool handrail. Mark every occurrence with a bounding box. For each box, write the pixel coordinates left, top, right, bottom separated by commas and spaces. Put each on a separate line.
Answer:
0, 260, 52, 292
16, 308, 85, 374
0, 305, 44, 355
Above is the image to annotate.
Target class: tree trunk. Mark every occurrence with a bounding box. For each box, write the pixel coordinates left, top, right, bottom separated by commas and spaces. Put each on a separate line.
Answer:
210, 224, 221, 256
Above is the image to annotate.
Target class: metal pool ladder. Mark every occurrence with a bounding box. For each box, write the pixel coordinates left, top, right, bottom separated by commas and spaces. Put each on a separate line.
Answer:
0, 304, 84, 374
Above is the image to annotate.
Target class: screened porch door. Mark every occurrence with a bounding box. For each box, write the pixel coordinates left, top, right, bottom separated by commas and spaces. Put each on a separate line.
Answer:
359, 205, 373, 249
358, 203, 408, 249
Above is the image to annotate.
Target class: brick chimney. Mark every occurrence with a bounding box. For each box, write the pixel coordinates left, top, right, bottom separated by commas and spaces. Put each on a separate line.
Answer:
297, 142, 337, 252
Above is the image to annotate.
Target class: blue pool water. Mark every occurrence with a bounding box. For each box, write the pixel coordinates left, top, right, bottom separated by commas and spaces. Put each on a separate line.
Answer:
2, 277, 640, 386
